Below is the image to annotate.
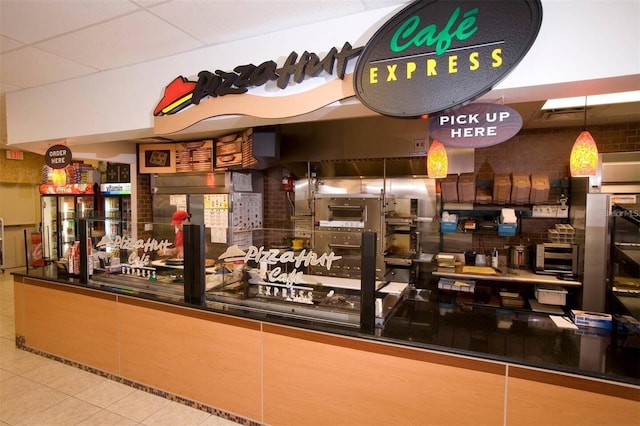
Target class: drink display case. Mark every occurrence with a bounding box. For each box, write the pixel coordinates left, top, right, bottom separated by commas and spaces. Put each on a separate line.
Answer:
40, 184, 96, 260
101, 183, 132, 239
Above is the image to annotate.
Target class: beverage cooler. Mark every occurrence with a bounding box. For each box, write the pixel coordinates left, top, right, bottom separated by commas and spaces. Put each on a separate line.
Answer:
40, 184, 96, 260
100, 183, 132, 239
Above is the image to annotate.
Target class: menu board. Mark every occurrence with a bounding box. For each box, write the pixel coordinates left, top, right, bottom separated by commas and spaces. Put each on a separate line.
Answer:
204, 194, 229, 243
232, 192, 263, 231
169, 194, 187, 211
175, 140, 213, 172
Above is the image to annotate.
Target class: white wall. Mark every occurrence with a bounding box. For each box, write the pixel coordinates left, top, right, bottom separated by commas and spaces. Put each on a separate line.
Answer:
5, 0, 640, 157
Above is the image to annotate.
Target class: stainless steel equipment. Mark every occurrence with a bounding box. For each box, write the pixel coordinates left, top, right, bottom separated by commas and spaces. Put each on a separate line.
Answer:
571, 178, 611, 311
294, 173, 438, 286
152, 171, 264, 257
509, 244, 530, 269
383, 198, 419, 284
534, 243, 579, 275
312, 194, 386, 279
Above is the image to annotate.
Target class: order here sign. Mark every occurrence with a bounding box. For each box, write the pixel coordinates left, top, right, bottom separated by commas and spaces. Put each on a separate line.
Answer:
45, 144, 72, 169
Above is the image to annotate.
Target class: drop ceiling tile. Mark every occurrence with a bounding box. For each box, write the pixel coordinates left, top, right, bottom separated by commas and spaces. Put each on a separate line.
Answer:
35, 11, 204, 70
0, 47, 97, 89
0, 36, 23, 53
361, 0, 410, 10
150, 0, 365, 45
0, 0, 139, 44
131, 0, 168, 7
0, 82, 22, 93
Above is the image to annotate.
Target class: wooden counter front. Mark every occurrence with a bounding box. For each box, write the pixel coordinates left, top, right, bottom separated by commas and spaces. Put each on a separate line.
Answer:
15, 276, 119, 373
262, 325, 505, 426
117, 297, 262, 420
13, 275, 640, 425
507, 367, 640, 426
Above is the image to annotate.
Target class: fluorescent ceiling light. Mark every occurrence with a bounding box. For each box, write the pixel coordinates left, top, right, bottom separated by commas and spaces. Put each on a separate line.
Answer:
541, 90, 640, 110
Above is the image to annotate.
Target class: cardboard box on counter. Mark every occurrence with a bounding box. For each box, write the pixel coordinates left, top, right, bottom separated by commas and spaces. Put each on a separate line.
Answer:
511, 173, 531, 203
441, 175, 459, 202
493, 174, 511, 203
475, 187, 492, 203
458, 173, 475, 203
530, 173, 550, 203
570, 310, 613, 330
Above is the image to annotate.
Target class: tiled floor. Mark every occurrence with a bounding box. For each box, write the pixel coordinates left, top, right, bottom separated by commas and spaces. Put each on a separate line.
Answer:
0, 268, 241, 426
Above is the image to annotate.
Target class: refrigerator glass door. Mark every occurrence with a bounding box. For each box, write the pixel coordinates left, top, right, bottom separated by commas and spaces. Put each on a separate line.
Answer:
41, 196, 58, 260
105, 196, 121, 237
59, 196, 77, 257
77, 196, 94, 219
121, 195, 132, 237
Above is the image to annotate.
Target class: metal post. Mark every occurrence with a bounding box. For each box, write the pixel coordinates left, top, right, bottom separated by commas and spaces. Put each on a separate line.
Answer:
183, 224, 205, 305
79, 219, 88, 284
360, 231, 377, 334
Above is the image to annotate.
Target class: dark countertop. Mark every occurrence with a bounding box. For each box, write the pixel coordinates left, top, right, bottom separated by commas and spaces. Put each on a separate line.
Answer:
12, 266, 640, 386
383, 289, 639, 385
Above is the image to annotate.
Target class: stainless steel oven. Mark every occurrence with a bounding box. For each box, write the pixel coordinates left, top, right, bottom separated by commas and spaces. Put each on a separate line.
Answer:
314, 194, 383, 231
312, 194, 385, 279
535, 243, 579, 275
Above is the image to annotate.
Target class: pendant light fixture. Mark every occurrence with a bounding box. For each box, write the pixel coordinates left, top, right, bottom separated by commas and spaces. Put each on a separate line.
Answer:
427, 140, 448, 178
569, 98, 598, 177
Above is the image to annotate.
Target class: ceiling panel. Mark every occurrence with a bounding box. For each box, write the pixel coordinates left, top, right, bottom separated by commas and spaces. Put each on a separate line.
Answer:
150, 0, 366, 46
0, 35, 23, 53
0, 46, 97, 89
361, 0, 408, 8
35, 11, 204, 70
0, 0, 139, 44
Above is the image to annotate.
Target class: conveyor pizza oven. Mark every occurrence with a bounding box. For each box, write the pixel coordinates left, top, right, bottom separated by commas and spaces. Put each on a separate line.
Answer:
312, 194, 385, 279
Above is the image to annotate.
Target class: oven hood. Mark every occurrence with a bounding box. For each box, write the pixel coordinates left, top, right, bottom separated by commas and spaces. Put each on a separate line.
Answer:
278, 116, 474, 178
281, 151, 474, 179
314, 157, 427, 178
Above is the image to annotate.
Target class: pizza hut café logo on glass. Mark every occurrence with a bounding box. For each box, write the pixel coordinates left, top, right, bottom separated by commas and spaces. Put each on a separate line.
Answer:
354, 0, 543, 118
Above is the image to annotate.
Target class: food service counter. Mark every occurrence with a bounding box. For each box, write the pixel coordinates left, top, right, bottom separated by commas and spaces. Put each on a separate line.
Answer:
12, 266, 640, 425
433, 266, 582, 286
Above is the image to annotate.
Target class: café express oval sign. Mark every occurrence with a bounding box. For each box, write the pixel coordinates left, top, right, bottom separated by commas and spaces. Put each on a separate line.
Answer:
354, 0, 543, 118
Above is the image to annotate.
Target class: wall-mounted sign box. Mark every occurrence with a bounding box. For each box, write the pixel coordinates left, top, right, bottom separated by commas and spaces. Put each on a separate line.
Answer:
39, 183, 95, 195
100, 183, 132, 195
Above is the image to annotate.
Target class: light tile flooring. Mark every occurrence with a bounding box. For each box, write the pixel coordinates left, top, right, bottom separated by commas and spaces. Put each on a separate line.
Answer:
0, 268, 242, 426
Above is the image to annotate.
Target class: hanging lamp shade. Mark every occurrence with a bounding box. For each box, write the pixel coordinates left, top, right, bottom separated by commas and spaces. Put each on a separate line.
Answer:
570, 130, 598, 177
427, 140, 448, 178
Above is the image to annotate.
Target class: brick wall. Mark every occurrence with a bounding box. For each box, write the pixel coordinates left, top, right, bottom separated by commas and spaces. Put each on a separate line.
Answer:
475, 121, 640, 180
263, 167, 295, 246
136, 174, 153, 242
471, 120, 639, 254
